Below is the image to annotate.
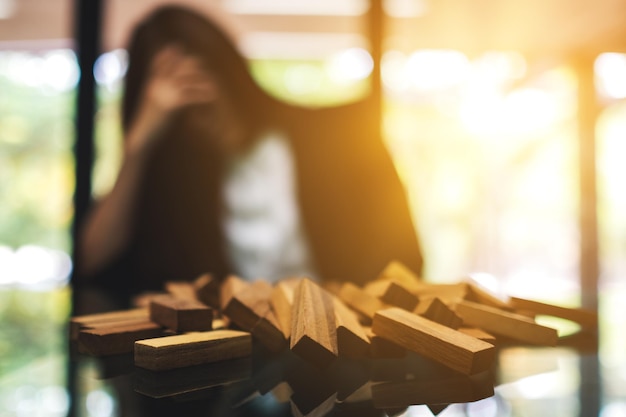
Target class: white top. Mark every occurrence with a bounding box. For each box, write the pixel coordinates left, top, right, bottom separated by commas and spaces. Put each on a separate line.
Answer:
221, 131, 316, 282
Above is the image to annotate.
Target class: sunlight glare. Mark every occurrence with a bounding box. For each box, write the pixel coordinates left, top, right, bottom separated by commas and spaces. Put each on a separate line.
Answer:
595, 53, 626, 100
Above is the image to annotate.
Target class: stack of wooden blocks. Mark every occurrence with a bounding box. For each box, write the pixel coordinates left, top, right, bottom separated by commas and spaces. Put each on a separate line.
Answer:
71, 260, 598, 410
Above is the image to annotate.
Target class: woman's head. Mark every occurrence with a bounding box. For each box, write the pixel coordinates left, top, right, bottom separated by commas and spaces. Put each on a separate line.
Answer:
122, 5, 275, 140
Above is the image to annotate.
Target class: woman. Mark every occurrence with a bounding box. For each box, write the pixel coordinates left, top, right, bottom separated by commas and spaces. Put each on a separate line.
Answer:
75, 5, 423, 308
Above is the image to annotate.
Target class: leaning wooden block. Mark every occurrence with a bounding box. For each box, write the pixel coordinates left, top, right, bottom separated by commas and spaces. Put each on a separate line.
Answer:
338, 282, 388, 322
270, 278, 301, 340
509, 297, 598, 329
149, 295, 213, 332
414, 297, 463, 329
78, 321, 165, 356
134, 330, 252, 371
364, 280, 419, 312
372, 308, 496, 375
223, 279, 286, 352
454, 300, 558, 346
290, 278, 338, 368
333, 298, 370, 358
220, 275, 248, 311
70, 308, 149, 341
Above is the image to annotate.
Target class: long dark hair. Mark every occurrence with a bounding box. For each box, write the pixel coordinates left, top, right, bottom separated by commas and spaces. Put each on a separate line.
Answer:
122, 5, 281, 137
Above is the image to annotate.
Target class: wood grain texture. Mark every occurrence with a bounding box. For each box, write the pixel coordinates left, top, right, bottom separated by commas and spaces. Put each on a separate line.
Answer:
455, 300, 559, 346
290, 278, 338, 368
149, 295, 213, 332
509, 296, 598, 328
337, 282, 387, 321
78, 321, 164, 356
134, 330, 252, 371
372, 307, 496, 375
458, 327, 496, 344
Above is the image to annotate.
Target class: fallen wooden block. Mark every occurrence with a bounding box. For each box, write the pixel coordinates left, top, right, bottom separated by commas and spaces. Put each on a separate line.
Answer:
70, 308, 149, 341
78, 321, 165, 356
364, 280, 419, 312
454, 300, 559, 346
223, 279, 286, 352
412, 283, 469, 305
464, 281, 511, 310
372, 308, 496, 375
134, 330, 252, 371
290, 278, 338, 368
337, 282, 388, 322
333, 298, 370, 358
414, 297, 463, 329
149, 295, 213, 332
509, 296, 598, 329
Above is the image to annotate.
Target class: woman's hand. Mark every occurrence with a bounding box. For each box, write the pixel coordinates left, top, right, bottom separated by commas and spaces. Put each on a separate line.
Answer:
125, 45, 218, 157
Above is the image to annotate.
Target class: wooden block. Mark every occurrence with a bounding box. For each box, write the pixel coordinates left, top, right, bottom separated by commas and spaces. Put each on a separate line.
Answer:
290, 278, 338, 368
270, 278, 300, 340
132, 292, 168, 308
376, 260, 422, 290
165, 280, 198, 301
333, 298, 370, 358
70, 308, 149, 340
134, 329, 252, 371
364, 280, 419, 311
372, 308, 496, 375
454, 300, 558, 346
220, 275, 248, 311
412, 283, 469, 304
464, 282, 511, 310
337, 282, 387, 322
78, 321, 164, 356
193, 273, 220, 309
222, 279, 286, 352
509, 296, 598, 328
414, 297, 463, 329
458, 327, 496, 344
149, 295, 213, 332
364, 327, 406, 358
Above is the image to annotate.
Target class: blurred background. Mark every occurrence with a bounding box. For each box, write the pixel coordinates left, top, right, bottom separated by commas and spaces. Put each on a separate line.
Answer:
1, 0, 626, 416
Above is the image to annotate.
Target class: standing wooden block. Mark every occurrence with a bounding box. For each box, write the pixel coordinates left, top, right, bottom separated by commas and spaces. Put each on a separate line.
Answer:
70, 308, 149, 341
194, 273, 220, 309
149, 295, 213, 332
134, 329, 252, 371
338, 282, 387, 322
290, 278, 338, 368
372, 307, 496, 375
270, 278, 300, 340
364, 280, 419, 312
78, 321, 165, 356
455, 300, 558, 346
509, 296, 598, 329
333, 298, 370, 358
414, 297, 463, 329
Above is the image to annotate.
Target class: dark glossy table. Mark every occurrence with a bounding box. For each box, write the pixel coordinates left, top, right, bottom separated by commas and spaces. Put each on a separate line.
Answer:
68, 329, 612, 417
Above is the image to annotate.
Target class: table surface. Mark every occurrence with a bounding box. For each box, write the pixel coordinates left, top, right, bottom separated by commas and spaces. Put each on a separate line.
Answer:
68, 329, 618, 417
